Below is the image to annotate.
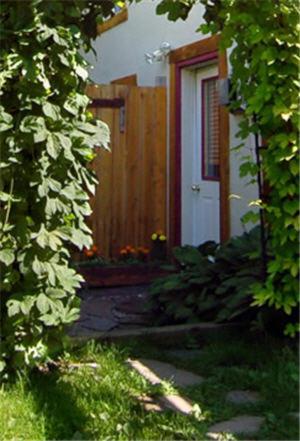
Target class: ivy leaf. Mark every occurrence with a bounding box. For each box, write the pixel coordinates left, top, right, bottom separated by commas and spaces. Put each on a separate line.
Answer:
45, 197, 68, 215
7, 299, 20, 317
39, 314, 59, 326
281, 112, 292, 121
45, 288, 65, 298
0, 249, 14, 266
42, 102, 61, 121
44, 262, 56, 286
75, 65, 88, 81
48, 178, 62, 193
61, 307, 80, 324
46, 133, 61, 159
32, 257, 45, 276
56, 133, 72, 149
58, 53, 70, 67
33, 225, 48, 248
36, 293, 50, 314
70, 228, 92, 250
20, 296, 35, 315
20, 116, 46, 134
34, 130, 48, 143
0, 109, 13, 132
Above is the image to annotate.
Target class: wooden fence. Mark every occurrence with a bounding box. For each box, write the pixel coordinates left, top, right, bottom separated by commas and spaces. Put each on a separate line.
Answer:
86, 84, 167, 258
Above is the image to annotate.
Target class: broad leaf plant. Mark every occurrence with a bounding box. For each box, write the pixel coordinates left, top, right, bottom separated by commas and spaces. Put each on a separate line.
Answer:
157, 0, 299, 336
0, 0, 118, 375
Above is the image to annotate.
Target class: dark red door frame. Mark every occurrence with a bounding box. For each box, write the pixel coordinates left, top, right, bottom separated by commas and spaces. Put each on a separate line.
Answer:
173, 51, 218, 246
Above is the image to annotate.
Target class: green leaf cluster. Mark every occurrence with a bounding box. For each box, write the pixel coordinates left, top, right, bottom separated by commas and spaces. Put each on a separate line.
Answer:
149, 228, 263, 326
157, 0, 299, 336
0, 0, 114, 375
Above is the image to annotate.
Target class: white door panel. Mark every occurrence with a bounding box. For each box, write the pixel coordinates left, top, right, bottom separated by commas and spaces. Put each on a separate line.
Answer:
181, 64, 220, 246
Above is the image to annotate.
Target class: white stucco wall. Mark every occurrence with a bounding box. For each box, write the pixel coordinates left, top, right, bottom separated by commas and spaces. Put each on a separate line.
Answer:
85, 1, 258, 239
86, 1, 206, 86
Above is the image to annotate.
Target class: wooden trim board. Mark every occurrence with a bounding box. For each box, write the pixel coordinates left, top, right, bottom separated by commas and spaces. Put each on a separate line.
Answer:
97, 7, 128, 34
111, 74, 137, 86
169, 35, 220, 64
169, 35, 230, 248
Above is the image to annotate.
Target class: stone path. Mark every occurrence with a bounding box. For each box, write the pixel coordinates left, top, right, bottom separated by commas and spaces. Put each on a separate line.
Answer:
69, 283, 266, 436
225, 390, 261, 405
69, 285, 152, 337
127, 357, 265, 437
127, 358, 204, 388
207, 415, 264, 439
136, 394, 194, 415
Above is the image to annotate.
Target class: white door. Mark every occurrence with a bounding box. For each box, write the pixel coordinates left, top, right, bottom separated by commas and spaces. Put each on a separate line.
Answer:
181, 64, 220, 246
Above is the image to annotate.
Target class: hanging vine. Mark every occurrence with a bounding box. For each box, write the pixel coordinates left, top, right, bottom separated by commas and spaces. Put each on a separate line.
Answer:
0, 0, 118, 375
157, 0, 299, 335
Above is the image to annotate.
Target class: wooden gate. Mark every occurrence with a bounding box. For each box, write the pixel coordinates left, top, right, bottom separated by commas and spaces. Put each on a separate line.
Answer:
86, 84, 167, 258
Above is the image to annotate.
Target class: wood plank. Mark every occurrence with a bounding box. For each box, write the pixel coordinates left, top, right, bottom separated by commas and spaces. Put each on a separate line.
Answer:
111, 74, 137, 86
169, 35, 220, 64
86, 83, 167, 259
152, 87, 167, 236
110, 84, 128, 257
218, 51, 230, 241
89, 85, 114, 257
169, 40, 230, 247
137, 87, 147, 249
168, 63, 177, 250
97, 7, 128, 34
125, 87, 140, 250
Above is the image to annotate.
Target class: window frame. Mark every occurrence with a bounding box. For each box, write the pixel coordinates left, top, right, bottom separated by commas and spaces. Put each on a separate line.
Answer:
201, 75, 220, 181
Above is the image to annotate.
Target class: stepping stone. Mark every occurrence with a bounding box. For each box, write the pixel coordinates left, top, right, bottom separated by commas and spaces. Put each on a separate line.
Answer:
112, 308, 152, 325
226, 390, 261, 405
137, 395, 164, 412
127, 358, 204, 388
136, 394, 193, 415
158, 394, 193, 415
166, 349, 203, 359
207, 415, 264, 439
82, 317, 118, 332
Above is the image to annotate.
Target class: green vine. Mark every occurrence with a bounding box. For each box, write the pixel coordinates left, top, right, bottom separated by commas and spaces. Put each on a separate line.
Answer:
157, 0, 299, 336
0, 0, 118, 375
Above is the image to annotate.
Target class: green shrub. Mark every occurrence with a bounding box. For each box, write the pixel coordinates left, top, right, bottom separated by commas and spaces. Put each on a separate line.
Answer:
0, 0, 116, 376
156, 0, 299, 335
149, 227, 264, 325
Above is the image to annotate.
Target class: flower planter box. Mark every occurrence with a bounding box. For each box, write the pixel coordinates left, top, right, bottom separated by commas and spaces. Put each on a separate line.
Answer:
78, 264, 174, 288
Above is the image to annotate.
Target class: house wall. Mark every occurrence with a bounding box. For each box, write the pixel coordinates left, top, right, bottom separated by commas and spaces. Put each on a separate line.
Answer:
85, 1, 258, 239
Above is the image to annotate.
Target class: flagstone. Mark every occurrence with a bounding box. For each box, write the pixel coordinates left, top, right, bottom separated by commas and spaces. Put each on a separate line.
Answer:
127, 358, 204, 388
225, 390, 261, 405
158, 394, 194, 415
207, 415, 264, 439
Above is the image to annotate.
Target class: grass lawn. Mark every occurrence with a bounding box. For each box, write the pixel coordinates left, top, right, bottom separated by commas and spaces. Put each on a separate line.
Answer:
0, 333, 298, 440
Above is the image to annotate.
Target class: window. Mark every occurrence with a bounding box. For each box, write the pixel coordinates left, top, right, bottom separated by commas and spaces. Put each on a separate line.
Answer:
202, 77, 220, 180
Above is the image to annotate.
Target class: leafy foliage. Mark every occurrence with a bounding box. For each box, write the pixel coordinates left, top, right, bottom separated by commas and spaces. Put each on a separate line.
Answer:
0, 0, 116, 374
149, 228, 263, 325
156, 0, 299, 335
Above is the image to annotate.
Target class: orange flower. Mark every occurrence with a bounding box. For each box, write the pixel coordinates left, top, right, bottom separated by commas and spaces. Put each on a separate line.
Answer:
120, 249, 127, 255
86, 250, 94, 257
83, 247, 91, 256
142, 248, 150, 254
91, 245, 98, 253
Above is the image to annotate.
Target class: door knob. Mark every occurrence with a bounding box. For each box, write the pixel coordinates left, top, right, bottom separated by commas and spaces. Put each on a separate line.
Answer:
191, 184, 201, 192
